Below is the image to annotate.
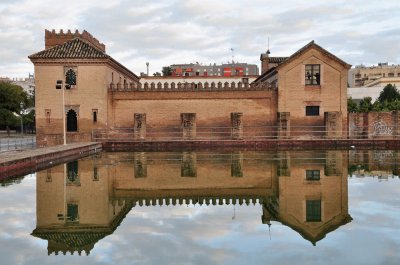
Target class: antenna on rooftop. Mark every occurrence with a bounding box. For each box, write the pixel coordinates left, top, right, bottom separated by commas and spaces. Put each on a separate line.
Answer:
267, 37, 270, 55
231, 48, 235, 64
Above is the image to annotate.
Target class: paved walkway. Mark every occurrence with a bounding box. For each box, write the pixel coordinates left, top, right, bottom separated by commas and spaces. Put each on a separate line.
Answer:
0, 142, 101, 166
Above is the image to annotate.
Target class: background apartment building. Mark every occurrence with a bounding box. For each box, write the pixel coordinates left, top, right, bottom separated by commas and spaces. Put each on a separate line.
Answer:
349, 62, 400, 87
169, 62, 259, 77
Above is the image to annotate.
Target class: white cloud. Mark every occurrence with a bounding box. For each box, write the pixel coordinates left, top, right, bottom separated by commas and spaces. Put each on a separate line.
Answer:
0, 0, 400, 77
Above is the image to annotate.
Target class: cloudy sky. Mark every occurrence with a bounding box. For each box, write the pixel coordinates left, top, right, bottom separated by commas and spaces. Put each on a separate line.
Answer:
1, 0, 400, 78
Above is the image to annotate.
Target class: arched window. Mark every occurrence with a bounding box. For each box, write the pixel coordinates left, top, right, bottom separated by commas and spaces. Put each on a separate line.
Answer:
65, 68, 77, 86
67, 109, 78, 132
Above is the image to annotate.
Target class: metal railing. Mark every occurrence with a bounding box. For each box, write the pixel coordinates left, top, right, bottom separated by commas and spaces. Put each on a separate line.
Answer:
92, 125, 346, 142
91, 124, 400, 142
0, 135, 36, 152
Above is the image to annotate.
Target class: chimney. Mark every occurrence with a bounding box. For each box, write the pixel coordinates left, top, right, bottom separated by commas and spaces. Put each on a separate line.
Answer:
260, 49, 271, 74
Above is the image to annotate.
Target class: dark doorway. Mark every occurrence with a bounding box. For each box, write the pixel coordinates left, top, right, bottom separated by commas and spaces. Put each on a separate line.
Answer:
67, 109, 78, 132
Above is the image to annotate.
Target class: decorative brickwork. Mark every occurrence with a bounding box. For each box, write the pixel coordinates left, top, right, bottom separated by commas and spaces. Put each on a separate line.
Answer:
45, 29, 106, 52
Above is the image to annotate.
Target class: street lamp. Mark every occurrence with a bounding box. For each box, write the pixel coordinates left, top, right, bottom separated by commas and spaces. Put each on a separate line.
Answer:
20, 102, 24, 136
56, 80, 67, 145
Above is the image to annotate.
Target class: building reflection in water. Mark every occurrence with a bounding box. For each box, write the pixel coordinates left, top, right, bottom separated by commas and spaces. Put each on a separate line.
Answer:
348, 150, 400, 179
31, 150, 352, 255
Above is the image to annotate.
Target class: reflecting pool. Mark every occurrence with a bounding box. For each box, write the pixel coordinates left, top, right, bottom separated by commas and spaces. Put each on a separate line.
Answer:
1, 150, 399, 265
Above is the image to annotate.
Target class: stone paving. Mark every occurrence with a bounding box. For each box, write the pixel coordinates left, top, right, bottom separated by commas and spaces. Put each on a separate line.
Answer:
0, 142, 101, 166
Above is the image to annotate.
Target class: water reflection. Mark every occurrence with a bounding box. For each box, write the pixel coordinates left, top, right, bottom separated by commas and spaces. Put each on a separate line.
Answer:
29, 150, 356, 255
349, 150, 400, 179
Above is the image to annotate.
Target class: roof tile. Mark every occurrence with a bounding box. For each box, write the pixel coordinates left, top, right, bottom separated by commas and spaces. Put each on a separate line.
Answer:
29, 38, 108, 59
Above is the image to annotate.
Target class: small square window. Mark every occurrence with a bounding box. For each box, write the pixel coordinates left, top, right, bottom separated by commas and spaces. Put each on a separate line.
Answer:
305, 64, 320, 85
306, 170, 320, 180
306, 106, 320, 116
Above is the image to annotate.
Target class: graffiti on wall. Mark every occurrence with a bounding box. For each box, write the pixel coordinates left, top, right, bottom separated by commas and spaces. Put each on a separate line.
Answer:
372, 121, 393, 136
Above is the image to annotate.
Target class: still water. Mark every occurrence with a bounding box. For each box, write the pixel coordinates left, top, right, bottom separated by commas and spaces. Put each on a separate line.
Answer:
0, 150, 399, 265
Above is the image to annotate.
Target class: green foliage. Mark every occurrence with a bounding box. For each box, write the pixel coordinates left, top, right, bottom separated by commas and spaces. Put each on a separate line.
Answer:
358, 97, 373, 113
347, 97, 358, 113
153, 72, 161, 76
162, 66, 172, 76
0, 81, 29, 128
378, 84, 400, 103
0, 108, 18, 127
23, 109, 35, 127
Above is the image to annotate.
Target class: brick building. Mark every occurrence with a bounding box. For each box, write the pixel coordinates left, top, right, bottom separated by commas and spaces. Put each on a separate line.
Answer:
29, 30, 350, 146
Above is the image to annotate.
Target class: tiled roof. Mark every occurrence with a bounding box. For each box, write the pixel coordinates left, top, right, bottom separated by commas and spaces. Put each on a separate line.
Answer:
268, 57, 289, 63
29, 38, 108, 59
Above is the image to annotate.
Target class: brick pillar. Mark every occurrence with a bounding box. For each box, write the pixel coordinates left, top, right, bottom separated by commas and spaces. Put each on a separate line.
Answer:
231, 152, 243, 177
393, 151, 400, 176
277, 151, 290, 177
324, 151, 343, 176
134, 113, 146, 140
349, 113, 368, 139
277, 112, 290, 139
181, 113, 196, 139
231, 112, 243, 139
134, 152, 147, 178
392, 111, 400, 139
181, 152, 197, 177
324, 111, 342, 138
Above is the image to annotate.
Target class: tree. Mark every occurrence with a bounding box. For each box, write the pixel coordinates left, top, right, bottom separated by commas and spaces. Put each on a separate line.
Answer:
162, 66, 172, 76
0, 81, 29, 135
347, 97, 359, 113
153, 72, 161, 76
358, 97, 373, 113
378, 84, 400, 103
23, 109, 35, 134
